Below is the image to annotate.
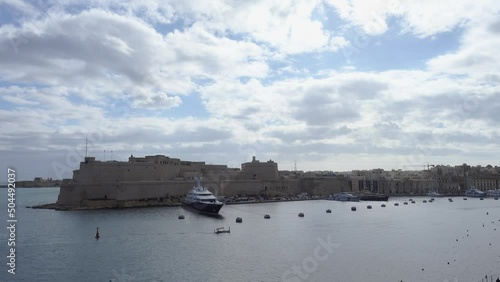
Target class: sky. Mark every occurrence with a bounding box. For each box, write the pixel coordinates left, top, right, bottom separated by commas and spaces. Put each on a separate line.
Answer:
1, 0, 500, 182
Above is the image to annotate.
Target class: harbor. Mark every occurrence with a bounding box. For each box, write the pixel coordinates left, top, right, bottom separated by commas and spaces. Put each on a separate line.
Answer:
2, 1, 500, 281
3, 187, 499, 282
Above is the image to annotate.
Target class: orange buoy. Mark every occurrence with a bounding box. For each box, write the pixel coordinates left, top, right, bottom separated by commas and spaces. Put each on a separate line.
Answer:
95, 227, 100, 239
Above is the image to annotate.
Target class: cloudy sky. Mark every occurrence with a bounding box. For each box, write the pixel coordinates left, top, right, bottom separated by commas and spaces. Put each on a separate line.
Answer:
1, 0, 500, 182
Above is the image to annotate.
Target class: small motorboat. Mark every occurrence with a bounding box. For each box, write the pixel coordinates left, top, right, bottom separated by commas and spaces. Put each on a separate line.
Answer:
486, 189, 500, 198
358, 193, 389, 201
264, 214, 271, 219
426, 191, 443, 197
214, 227, 230, 234
330, 192, 360, 202
235, 217, 243, 223
178, 215, 185, 219
326, 209, 332, 213
298, 212, 304, 217
465, 188, 486, 198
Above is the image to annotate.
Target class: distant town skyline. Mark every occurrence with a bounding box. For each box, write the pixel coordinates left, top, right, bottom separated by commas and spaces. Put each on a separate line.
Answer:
1, 1, 500, 182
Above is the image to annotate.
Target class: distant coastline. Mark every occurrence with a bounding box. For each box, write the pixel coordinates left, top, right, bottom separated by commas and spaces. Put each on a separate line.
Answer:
0, 177, 61, 188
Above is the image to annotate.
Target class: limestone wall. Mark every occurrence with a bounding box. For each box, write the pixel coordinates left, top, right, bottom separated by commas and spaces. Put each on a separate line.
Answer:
57, 181, 197, 207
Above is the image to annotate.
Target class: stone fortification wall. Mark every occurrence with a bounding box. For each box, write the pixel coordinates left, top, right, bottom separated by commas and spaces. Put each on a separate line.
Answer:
57, 181, 196, 207
73, 162, 184, 183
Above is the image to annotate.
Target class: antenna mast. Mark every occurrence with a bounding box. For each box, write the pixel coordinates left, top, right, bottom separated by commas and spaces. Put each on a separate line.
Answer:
85, 137, 88, 158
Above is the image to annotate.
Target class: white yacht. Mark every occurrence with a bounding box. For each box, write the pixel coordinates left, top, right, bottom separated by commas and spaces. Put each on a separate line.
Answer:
486, 189, 500, 197
330, 192, 360, 202
426, 191, 443, 197
465, 187, 486, 198
183, 178, 223, 214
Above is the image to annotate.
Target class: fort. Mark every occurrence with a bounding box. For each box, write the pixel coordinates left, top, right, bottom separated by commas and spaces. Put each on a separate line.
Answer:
33, 154, 499, 210
53, 155, 350, 210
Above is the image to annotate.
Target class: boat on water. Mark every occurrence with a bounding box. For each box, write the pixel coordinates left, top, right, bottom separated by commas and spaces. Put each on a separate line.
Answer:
330, 192, 360, 202
426, 191, 443, 197
358, 193, 389, 201
214, 227, 230, 234
486, 189, 500, 197
465, 188, 486, 198
183, 178, 224, 214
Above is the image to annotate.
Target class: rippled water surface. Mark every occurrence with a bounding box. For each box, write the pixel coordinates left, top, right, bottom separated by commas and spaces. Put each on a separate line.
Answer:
1, 188, 499, 282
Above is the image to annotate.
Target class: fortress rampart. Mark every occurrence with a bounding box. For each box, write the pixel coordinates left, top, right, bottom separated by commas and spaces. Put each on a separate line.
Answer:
55, 155, 349, 209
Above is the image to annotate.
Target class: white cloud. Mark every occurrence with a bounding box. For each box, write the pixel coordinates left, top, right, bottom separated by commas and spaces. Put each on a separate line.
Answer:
427, 16, 500, 78
0, 8, 272, 113
1, 1, 500, 181
164, 24, 269, 79
0, 0, 37, 15
327, 0, 392, 35
327, 0, 500, 37
86, 0, 346, 55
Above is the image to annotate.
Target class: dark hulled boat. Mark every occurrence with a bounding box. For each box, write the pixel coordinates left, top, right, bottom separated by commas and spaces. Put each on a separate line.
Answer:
359, 193, 389, 201
183, 179, 223, 214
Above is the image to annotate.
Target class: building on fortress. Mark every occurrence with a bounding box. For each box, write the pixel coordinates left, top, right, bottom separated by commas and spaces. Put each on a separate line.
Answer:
238, 156, 279, 180
55, 155, 349, 209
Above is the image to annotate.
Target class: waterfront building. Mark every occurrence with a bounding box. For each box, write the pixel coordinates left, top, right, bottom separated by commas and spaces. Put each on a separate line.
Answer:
471, 176, 499, 191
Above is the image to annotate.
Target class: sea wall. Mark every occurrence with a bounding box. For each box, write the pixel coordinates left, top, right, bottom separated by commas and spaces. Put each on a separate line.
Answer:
57, 176, 351, 208
57, 181, 197, 207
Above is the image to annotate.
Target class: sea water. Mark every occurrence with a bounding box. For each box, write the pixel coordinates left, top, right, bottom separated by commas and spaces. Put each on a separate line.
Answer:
0, 188, 499, 282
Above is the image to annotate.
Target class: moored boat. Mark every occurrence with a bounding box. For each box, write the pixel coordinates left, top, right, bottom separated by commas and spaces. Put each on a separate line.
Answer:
465, 188, 486, 198
486, 189, 500, 198
214, 227, 230, 234
183, 178, 224, 214
359, 193, 389, 201
426, 191, 443, 197
330, 192, 360, 202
